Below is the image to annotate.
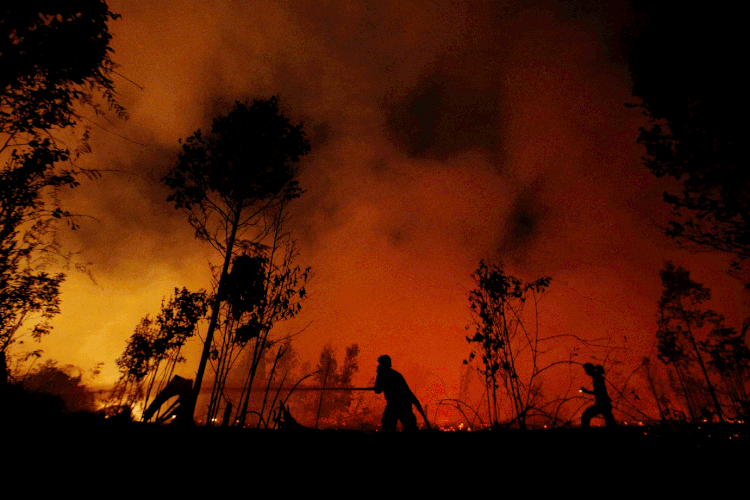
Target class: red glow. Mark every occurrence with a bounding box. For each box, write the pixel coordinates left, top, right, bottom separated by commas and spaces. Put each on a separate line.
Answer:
18, 0, 745, 429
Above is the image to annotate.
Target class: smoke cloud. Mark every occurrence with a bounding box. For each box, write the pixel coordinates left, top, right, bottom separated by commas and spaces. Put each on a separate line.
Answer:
31, 0, 745, 421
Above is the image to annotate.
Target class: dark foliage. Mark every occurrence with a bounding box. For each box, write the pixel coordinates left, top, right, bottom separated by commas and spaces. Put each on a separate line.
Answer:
163, 96, 307, 221
225, 254, 267, 314
112, 288, 207, 415
0, 1, 123, 373
628, 2, 747, 279
21, 360, 96, 413
1, 1, 125, 137
465, 260, 550, 429
656, 263, 729, 421
116, 288, 207, 381
162, 96, 310, 422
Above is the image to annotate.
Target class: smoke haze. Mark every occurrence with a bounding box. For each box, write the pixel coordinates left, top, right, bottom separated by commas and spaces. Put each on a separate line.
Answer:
29, 0, 745, 420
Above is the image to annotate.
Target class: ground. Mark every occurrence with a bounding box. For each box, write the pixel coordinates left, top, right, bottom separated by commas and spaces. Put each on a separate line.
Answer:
6, 417, 745, 486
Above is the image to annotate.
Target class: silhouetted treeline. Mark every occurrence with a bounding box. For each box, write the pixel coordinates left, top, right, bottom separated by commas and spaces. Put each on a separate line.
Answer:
627, 1, 749, 424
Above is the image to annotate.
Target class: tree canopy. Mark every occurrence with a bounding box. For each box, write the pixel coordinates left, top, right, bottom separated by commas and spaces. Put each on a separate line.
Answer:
163, 96, 308, 239
1, 1, 125, 139
163, 96, 311, 423
628, 2, 747, 279
0, 1, 123, 378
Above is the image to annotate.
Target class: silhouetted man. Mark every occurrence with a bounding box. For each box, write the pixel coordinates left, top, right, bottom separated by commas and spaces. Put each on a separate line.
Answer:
580, 363, 616, 428
374, 355, 430, 432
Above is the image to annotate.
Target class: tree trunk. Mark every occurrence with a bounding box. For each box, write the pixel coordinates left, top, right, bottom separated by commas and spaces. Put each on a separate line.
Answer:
683, 318, 725, 422
183, 206, 243, 424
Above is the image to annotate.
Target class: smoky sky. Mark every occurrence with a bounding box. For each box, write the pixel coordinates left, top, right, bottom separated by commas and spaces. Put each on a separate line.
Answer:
385, 71, 503, 161
35, 0, 747, 409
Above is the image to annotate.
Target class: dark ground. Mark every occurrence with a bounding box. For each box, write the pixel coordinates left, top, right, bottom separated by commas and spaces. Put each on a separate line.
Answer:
8, 418, 746, 475
2, 387, 745, 490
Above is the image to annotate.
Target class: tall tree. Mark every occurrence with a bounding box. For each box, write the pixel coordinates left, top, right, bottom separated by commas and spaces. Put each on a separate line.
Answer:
163, 96, 310, 423
703, 322, 750, 420
628, 2, 747, 280
656, 262, 726, 421
0, 1, 124, 382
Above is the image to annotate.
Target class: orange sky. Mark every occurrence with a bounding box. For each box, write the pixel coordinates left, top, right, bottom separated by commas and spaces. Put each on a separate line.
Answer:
24, 0, 747, 423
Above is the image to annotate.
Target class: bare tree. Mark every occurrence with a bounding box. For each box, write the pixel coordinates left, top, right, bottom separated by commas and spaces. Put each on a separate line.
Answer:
465, 261, 551, 429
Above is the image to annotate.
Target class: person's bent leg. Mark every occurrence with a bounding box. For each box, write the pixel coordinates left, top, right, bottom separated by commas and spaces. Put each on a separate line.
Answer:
603, 405, 617, 428
581, 405, 596, 428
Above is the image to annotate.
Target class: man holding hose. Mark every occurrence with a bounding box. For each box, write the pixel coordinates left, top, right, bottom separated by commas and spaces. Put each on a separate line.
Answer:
374, 355, 431, 432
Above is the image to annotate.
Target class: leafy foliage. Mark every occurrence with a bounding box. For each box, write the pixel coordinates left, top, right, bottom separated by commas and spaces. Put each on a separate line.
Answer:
223, 252, 308, 345
0, 1, 124, 369
225, 242, 310, 427
225, 254, 267, 321
116, 316, 156, 382
163, 96, 311, 423
204, 247, 309, 426
113, 288, 207, 413
703, 324, 750, 381
702, 322, 750, 420
629, 3, 747, 279
1, 1, 125, 134
116, 288, 208, 381
656, 263, 728, 421
162, 96, 308, 250
465, 260, 550, 429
